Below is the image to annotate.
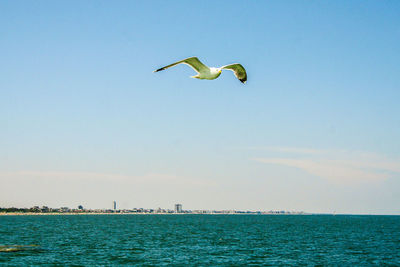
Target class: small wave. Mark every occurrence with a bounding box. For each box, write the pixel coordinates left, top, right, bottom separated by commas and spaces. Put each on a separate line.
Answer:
0, 245, 40, 253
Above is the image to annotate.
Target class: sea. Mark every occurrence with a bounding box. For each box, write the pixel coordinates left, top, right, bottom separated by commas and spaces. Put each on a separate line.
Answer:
0, 214, 399, 266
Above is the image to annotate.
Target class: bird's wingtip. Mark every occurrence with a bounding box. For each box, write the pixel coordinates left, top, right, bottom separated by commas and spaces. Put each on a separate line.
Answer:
154, 67, 165, 73
239, 78, 247, 84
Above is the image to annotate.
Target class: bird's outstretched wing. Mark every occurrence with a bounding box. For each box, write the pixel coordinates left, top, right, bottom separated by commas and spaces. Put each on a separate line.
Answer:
154, 57, 209, 74
221, 64, 247, 83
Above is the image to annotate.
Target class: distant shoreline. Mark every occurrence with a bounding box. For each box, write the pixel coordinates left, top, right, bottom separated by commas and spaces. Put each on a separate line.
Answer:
0, 212, 310, 216
0, 212, 397, 216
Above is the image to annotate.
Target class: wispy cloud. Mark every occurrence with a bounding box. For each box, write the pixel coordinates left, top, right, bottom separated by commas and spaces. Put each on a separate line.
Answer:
254, 147, 400, 183
246, 146, 324, 155
0, 171, 216, 187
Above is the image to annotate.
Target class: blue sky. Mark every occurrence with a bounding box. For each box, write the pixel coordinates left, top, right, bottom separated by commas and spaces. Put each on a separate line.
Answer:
1, 1, 400, 214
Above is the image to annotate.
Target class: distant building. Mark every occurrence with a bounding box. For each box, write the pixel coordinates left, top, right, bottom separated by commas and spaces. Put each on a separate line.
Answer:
174, 204, 182, 213
60, 207, 70, 212
113, 201, 117, 211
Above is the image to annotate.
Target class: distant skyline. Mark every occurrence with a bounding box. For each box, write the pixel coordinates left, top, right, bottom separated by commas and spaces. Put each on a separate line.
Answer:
1, 1, 400, 214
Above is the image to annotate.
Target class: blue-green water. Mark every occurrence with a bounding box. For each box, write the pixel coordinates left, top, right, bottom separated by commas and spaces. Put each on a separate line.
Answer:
0, 215, 399, 265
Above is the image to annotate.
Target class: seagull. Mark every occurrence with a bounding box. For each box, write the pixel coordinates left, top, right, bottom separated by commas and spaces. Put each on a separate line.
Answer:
154, 57, 247, 83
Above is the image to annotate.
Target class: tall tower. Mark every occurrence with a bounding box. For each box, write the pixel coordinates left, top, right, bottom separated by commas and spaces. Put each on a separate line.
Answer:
174, 204, 182, 213
113, 201, 117, 211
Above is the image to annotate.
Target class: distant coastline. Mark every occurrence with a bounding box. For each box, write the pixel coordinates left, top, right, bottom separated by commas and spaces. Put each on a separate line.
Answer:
0, 206, 306, 215
0, 212, 309, 216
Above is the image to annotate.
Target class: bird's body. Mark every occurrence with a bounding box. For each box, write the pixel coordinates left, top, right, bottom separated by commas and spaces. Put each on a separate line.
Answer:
192, 67, 222, 80
154, 57, 247, 83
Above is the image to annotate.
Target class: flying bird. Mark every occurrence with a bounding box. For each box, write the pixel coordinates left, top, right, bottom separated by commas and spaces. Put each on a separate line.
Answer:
154, 57, 247, 83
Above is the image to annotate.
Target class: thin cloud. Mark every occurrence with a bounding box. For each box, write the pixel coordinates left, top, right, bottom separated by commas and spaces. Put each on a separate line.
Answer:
0, 171, 217, 187
260, 147, 324, 155
254, 148, 400, 184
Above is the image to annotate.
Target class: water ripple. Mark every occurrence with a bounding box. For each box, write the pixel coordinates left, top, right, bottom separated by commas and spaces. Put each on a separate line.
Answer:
0, 215, 399, 265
